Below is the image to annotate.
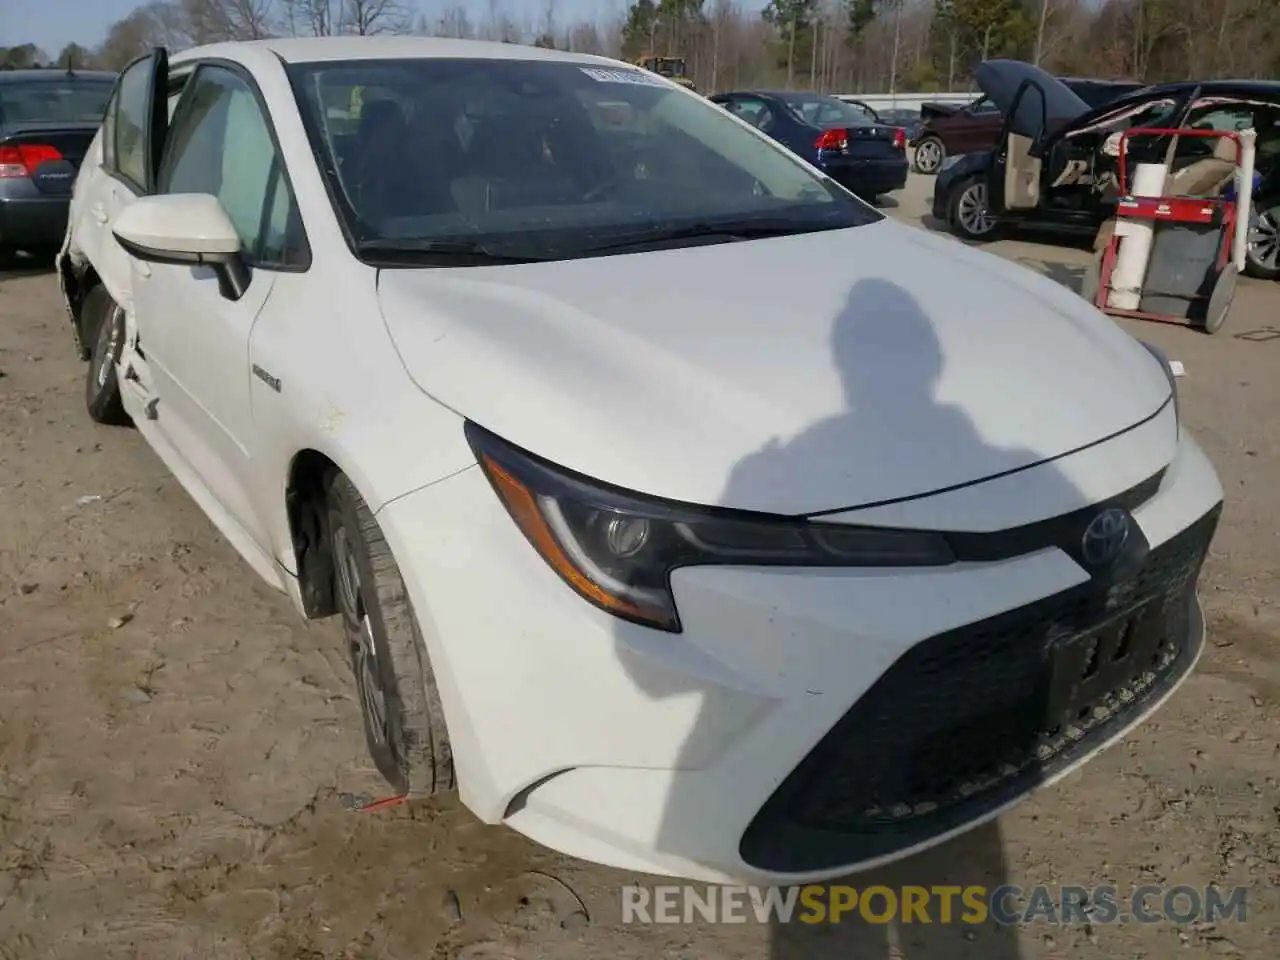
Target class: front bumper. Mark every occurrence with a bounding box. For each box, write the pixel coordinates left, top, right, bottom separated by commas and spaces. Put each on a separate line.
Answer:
0, 194, 71, 250
378, 425, 1222, 883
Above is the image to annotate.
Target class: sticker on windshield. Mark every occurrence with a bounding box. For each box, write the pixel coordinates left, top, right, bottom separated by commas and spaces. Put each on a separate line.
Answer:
579, 67, 665, 87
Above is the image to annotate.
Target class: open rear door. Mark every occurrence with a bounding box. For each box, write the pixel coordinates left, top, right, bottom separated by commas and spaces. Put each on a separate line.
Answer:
988, 79, 1049, 215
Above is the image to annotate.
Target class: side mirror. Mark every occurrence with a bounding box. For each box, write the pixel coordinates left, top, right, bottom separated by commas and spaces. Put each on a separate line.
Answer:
112, 193, 251, 301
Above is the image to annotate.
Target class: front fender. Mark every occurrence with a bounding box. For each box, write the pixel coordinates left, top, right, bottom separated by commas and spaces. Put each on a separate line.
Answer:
934, 151, 994, 211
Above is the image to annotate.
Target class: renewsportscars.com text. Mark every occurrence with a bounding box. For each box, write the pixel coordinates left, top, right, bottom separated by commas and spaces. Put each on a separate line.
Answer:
621, 884, 1248, 926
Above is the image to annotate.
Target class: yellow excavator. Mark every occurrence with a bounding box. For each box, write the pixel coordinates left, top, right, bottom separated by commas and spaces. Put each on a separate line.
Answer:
634, 54, 697, 93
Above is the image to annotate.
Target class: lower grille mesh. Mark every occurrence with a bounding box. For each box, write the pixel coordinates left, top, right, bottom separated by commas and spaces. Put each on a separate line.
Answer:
739, 504, 1220, 873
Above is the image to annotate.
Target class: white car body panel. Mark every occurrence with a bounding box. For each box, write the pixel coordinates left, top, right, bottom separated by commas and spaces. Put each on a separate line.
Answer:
377, 222, 1171, 515
381, 426, 1221, 883
54, 35, 1225, 884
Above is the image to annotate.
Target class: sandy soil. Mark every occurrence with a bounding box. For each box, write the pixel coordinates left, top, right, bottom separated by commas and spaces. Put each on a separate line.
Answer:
1, 176, 1277, 959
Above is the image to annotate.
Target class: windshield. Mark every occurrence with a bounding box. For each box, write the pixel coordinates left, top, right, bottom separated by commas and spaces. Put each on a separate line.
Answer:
0, 80, 114, 125
288, 58, 879, 263
780, 94, 876, 128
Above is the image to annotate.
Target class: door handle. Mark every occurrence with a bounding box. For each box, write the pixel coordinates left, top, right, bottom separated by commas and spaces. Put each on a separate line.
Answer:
91, 203, 108, 224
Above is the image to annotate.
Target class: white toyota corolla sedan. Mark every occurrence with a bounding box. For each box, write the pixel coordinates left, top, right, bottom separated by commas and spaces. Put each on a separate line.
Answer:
57, 36, 1223, 884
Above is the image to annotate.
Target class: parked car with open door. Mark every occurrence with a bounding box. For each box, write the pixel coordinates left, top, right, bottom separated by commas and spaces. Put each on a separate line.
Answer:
912, 77, 1143, 175
932, 60, 1280, 281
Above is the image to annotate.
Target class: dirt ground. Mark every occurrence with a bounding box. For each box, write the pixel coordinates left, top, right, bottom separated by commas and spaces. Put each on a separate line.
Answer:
2, 174, 1278, 959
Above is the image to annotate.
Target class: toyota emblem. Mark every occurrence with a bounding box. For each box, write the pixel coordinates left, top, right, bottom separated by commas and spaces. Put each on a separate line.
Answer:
1081, 508, 1131, 567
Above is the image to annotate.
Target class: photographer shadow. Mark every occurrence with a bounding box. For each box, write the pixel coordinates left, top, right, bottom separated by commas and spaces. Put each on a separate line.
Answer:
613, 275, 1105, 960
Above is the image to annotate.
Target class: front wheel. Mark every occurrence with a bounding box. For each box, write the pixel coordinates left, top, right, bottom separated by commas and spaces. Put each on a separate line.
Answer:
1244, 200, 1280, 280
948, 177, 1001, 242
914, 137, 945, 175
327, 471, 454, 797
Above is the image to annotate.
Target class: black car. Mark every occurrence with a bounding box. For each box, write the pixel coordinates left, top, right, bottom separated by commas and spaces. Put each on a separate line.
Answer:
0, 68, 117, 257
1058, 77, 1148, 110
709, 90, 909, 199
933, 61, 1280, 280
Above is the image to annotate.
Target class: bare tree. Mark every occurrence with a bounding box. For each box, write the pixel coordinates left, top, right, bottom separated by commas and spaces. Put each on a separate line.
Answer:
182, 0, 276, 41
80, 0, 1280, 95
344, 0, 411, 35
281, 0, 337, 35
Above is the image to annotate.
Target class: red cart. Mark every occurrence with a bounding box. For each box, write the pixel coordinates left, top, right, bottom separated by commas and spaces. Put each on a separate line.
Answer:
1082, 127, 1249, 334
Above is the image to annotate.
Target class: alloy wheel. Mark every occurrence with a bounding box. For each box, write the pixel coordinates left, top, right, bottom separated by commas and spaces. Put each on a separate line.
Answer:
916, 140, 942, 173
333, 524, 390, 748
1247, 204, 1280, 274
958, 182, 993, 236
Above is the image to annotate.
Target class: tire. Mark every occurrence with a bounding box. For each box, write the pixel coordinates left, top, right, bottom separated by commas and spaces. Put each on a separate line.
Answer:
948, 176, 1001, 242
83, 286, 131, 426
1244, 200, 1280, 280
1201, 264, 1238, 334
327, 471, 454, 797
1080, 249, 1105, 307
914, 137, 945, 175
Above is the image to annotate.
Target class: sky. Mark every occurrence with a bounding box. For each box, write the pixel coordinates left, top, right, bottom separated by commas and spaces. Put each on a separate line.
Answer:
4, 0, 626, 58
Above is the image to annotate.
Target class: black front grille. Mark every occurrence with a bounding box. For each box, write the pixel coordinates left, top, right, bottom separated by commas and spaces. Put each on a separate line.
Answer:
739, 503, 1220, 874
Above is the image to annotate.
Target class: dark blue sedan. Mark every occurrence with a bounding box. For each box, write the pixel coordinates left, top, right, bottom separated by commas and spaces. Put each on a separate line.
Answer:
709, 90, 909, 199
0, 69, 117, 257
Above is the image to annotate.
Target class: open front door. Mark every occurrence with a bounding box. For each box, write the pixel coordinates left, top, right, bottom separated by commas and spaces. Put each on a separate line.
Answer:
988, 79, 1048, 215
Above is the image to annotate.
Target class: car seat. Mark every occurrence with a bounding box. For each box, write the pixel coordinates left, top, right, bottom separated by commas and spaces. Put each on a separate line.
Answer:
351, 99, 407, 221
1004, 133, 1041, 209
354, 99, 462, 224
452, 115, 573, 214
1163, 135, 1239, 197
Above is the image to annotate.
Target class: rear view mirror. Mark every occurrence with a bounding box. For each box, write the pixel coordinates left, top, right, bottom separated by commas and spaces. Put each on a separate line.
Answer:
112, 193, 250, 301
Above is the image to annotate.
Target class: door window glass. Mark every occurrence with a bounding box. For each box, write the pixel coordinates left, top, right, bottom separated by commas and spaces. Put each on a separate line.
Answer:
113, 56, 155, 189
160, 66, 306, 268
727, 96, 776, 133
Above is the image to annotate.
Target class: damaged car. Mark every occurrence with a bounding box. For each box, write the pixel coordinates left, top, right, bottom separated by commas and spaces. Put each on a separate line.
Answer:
912, 76, 1143, 175
933, 60, 1280, 280
57, 38, 1223, 885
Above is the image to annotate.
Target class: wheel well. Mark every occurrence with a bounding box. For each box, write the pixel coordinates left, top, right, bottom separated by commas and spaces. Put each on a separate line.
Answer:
61, 261, 102, 360
287, 449, 340, 619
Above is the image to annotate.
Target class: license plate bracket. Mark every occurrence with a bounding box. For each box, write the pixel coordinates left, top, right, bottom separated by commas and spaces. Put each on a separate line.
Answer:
1044, 601, 1166, 727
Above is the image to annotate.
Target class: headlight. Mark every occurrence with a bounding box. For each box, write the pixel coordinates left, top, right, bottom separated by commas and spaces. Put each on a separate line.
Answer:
938, 155, 962, 173
1139, 340, 1179, 431
465, 423, 956, 632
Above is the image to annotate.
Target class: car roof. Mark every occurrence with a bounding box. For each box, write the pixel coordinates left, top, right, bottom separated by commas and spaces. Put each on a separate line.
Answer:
1127, 79, 1280, 100
171, 36, 615, 68
0, 69, 117, 83
1058, 77, 1143, 86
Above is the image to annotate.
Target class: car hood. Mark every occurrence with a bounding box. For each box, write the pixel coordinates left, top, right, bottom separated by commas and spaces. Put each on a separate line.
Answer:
975, 59, 1090, 140
376, 221, 1172, 516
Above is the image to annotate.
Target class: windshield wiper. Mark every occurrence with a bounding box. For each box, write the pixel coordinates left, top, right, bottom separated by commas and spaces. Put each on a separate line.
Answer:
356, 238, 550, 265
573, 219, 846, 256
